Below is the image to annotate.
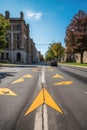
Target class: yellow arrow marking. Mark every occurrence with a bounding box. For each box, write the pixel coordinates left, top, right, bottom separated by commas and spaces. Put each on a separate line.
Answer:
44, 88, 63, 114
25, 88, 43, 116
0, 88, 17, 96
54, 81, 73, 85
22, 74, 33, 78
12, 78, 24, 84
25, 88, 63, 116
52, 74, 64, 79
12, 74, 33, 84
49, 69, 53, 71
32, 68, 40, 72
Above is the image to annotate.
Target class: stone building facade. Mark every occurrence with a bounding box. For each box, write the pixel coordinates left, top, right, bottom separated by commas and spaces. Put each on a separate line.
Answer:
75, 51, 87, 63
62, 51, 87, 63
0, 11, 40, 63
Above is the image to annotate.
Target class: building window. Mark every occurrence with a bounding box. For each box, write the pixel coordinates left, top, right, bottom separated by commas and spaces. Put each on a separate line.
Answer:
17, 42, 20, 49
6, 34, 10, 41
6, 43, 9, 48
1, 53, 4, 60
16, 34, 20, 41
16, 25, 21, 31
6, 53, 9, 60
17, 52, 21, 61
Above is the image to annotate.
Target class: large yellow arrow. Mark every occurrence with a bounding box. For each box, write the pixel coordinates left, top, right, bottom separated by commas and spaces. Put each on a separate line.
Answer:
25, 88, 63, 116
0, 88, 17, 96
25, 88, 43, 116
44, 88, 63, 114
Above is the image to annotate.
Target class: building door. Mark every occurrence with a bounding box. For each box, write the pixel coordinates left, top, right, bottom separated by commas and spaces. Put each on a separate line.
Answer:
17, 52, 21, 61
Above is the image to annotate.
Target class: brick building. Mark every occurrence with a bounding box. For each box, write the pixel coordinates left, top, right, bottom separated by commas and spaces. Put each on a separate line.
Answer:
0, 11, 39, 63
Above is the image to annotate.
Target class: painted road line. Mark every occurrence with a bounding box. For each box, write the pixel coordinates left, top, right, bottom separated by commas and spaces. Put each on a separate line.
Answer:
12, 74, 33, 84
49, 69, 53, 71
42, 66, 45, 84
0, 88, 17, 96
52, 74, 64, 79
43, 104, 48, 130
25, 66, 63, 116
25, 88, 63, 116
32, 68, 40, 72
42, 66, 48, 130
34, 67, 45, 130
54, 81, 73, 85
11, 78, 24, 84
22, 74, 33, 78
44, 88, 63, 114
25, 88, 43, 116
34, 106, 42, 130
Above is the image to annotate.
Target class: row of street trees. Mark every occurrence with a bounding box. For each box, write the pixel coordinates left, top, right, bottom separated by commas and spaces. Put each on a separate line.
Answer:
65, 10, 87, 63
45, 10, 87, 63
45, 42, 65, 61
0, 14, 10, 49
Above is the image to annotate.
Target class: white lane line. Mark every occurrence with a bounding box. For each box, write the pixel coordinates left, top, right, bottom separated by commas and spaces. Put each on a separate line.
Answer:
34, 106, 42, 130
42, 66, 45, 83
43, 104, 48, 130
34, 66, 48, 130
42, 66, 48, 130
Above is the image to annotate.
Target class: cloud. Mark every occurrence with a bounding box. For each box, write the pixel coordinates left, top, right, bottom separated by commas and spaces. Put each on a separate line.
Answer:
25, 10, 43, 20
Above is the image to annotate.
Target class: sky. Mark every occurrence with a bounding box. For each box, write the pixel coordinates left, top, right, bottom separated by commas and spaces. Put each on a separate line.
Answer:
0, 0, 87, 56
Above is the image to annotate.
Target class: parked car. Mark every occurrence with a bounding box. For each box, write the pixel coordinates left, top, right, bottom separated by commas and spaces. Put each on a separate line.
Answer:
50, 60, 58, 66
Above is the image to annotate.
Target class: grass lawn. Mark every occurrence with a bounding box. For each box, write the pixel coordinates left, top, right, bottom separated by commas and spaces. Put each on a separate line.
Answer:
61, 62, 87, 67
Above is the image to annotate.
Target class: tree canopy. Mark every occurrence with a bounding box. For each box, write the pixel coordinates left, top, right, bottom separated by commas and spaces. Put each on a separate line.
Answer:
45, 46, 55, 61
65, 10, 87, 63
0, 14, 10, 49
45, 42, 65, 61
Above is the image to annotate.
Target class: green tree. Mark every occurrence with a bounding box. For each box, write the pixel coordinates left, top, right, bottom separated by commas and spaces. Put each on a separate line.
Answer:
51, 42, 65, 61
65, 10, 87, 63
0, 14, 10, 49
45, 46, 55, 61
45, 42, 65, 62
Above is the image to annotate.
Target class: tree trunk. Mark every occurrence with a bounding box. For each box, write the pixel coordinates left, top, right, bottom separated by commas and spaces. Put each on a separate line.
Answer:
60, 54, 61, 62
80, 52, 83, 63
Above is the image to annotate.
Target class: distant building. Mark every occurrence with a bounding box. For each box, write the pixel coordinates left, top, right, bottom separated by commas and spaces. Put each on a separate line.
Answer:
0, 11, 40, 63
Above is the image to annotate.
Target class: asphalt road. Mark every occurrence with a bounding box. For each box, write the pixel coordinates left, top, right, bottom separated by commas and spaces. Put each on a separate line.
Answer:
0, 63, 87, 130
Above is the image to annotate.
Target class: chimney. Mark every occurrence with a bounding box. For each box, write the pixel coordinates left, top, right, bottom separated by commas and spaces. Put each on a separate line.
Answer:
5, 11, 10, 19
20, 11, 24, 19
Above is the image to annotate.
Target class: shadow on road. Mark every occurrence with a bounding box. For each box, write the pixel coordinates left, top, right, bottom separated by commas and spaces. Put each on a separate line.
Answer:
0, 72, 16, 80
